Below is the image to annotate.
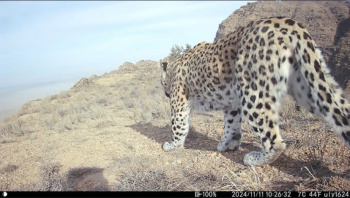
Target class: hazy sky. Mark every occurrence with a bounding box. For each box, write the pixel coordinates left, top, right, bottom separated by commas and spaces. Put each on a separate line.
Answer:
0, 1, 250, 120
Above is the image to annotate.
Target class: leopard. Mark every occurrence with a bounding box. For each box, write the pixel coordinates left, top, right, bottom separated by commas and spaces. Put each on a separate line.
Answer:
160, 17, 350, 166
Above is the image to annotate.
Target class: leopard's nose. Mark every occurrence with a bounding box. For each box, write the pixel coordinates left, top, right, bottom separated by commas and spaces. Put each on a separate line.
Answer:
165, 92, 170, 98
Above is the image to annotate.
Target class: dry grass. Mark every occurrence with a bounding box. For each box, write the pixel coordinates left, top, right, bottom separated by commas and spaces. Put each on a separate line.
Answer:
0, 60, 349, 191
35, 162, 66, 191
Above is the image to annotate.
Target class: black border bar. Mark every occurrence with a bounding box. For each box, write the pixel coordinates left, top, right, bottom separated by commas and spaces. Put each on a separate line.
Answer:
2, 191, 350, 198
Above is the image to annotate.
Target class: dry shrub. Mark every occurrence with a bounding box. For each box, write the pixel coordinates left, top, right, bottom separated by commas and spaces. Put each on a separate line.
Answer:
0, 161, 18, 190
0, 119, 24, 136
15, 162, 65, 191
115, 169, 172, 191
221, 165, 268, 191
0, 162, 19, 174
38, 163, 66, 191
117, 83, 170, 123
72, 78, 96, 91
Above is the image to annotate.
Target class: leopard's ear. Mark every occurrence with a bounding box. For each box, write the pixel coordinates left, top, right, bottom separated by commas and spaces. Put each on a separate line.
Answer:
161, 62, 168, 72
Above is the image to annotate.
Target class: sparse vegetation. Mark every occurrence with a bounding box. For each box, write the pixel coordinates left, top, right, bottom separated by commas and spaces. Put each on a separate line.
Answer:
0, 60, 349, 191
164, 44, 192, 63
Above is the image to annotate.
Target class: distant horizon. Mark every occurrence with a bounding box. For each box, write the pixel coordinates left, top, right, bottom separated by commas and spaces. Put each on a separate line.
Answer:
0, 1, 251, 121
0, 59, 145, 121
0, 79, 78, 121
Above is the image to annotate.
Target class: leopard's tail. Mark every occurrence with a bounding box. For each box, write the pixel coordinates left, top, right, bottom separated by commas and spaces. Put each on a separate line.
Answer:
288, 26, 350, 148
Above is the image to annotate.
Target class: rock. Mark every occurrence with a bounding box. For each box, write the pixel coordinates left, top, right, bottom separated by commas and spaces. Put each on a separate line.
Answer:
214, 1, 350, 89
72, 78, 95, 90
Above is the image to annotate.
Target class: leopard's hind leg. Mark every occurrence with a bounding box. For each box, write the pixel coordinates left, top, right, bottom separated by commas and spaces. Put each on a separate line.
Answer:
241, 92, 286, 166
237, 45, 292, 166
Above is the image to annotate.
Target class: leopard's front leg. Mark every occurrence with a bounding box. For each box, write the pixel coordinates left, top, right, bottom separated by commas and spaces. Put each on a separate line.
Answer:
217, 106, 243, 152
163, 99, 191, 151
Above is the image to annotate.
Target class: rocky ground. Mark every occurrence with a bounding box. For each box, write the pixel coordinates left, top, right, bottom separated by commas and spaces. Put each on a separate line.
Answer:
1, 1, 349, 192
215, 1, 350, 89
0, 60, 349, 191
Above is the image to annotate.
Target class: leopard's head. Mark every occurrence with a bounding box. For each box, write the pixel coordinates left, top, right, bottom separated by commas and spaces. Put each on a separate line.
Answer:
160, 61, 171, 98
